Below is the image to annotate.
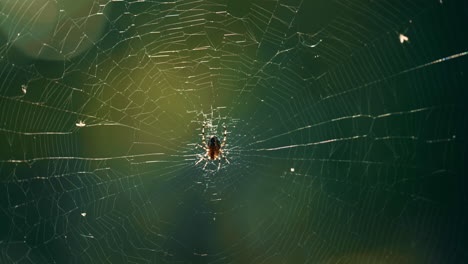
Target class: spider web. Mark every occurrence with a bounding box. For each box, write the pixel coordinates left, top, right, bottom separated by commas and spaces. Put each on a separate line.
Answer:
0, 0, 467, 263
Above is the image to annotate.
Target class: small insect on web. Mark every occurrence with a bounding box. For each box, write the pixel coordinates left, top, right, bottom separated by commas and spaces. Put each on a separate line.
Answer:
195, 123, 230, 170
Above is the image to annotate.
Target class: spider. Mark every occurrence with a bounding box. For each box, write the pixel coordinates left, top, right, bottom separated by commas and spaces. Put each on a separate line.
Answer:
195, 123, 230, 169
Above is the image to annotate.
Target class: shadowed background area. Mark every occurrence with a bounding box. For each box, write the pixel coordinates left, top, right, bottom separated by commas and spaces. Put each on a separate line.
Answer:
0, 0, 467, 263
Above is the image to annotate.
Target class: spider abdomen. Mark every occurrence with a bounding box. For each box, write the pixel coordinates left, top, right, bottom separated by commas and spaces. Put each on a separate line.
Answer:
208, 146, 221, 160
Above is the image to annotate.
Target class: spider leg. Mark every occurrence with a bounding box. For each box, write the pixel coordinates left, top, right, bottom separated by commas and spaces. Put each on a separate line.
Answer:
221, 124, 227, 147
201, 123, 206, 145
203, 159, 209, 170
221, 152, 230, 164
195, 153, 207, 166
197, 144, 207, 150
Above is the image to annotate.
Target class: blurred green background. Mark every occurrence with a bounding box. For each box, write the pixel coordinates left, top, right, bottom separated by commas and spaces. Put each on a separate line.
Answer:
0, 0, 467, 263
